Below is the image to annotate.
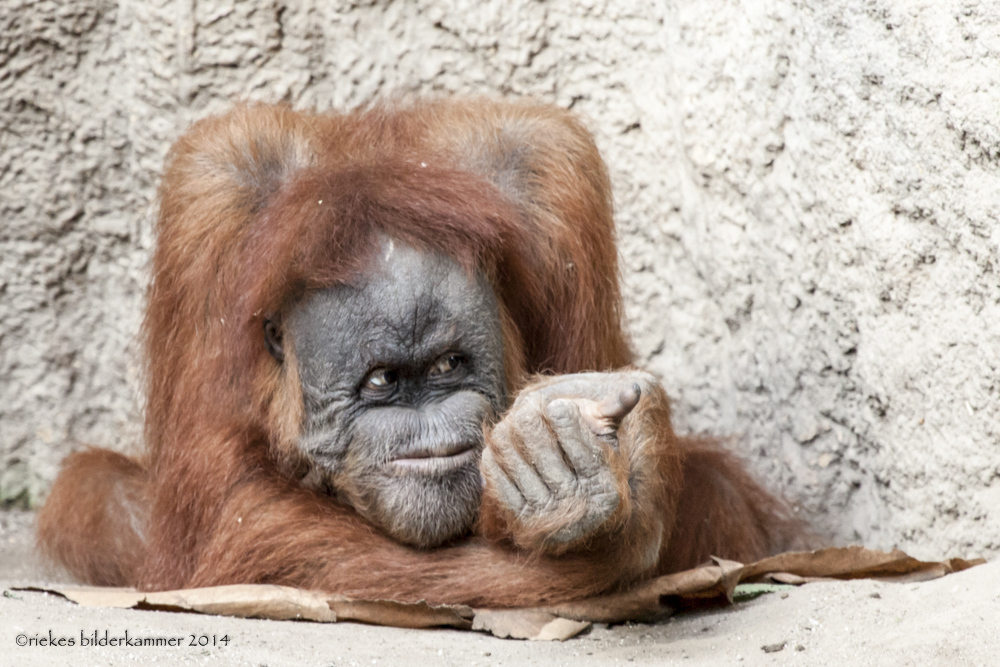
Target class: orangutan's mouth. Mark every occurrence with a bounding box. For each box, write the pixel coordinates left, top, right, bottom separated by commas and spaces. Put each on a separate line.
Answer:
389, 443, 478, 475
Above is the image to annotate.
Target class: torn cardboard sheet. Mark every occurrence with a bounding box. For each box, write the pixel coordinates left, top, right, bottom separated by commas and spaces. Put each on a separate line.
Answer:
16, 546, 984, 642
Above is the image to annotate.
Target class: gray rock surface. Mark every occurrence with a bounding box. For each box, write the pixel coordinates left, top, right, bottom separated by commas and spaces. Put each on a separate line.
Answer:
1, 0, 997, 561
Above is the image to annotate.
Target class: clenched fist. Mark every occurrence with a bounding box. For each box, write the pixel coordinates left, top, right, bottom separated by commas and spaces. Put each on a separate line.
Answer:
481, 371, 668, 555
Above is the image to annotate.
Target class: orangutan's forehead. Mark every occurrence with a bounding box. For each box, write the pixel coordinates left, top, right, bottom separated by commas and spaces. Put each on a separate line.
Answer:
288, 240, 502, 384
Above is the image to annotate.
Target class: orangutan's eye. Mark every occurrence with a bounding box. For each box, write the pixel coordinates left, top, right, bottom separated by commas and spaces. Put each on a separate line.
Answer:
428, 353, 465, 378
362, 368, 398, 396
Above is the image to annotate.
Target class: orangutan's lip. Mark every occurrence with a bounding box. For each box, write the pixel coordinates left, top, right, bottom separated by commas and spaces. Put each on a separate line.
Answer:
389, 444, 477, 474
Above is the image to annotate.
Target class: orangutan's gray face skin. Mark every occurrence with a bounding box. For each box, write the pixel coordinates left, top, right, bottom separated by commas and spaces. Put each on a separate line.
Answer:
276, 240, 507, 548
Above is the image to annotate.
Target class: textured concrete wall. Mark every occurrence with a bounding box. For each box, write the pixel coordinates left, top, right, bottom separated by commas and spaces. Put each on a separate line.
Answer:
2, 0, 998, 561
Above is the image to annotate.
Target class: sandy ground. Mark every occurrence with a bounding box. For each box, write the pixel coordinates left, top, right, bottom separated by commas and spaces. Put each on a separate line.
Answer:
0, 510, 996, 667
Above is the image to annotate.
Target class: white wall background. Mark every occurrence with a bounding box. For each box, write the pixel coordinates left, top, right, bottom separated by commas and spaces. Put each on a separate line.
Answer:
2, 0, 998, 560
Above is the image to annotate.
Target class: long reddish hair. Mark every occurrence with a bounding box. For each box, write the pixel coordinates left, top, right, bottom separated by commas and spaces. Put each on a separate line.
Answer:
138, 103, 631, 583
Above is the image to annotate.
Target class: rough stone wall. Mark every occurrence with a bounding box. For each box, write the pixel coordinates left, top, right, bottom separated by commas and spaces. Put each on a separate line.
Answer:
1, 0, 997, 560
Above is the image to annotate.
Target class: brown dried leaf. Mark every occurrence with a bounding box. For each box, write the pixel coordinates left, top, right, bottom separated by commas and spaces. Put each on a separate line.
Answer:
739, 547, 986, 583
16, 546, 984, 641
543, 557, 744, 624
471, 609, 591, 641
51, 584, 336, 621
326, 595, 472, 629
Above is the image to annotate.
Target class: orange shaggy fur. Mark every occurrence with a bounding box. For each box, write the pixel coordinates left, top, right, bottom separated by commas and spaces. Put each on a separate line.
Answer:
38, 99, 802, 607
